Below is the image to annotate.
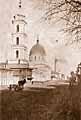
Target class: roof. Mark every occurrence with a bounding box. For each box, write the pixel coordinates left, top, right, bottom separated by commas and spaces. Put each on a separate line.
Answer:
29, 40, 46, 56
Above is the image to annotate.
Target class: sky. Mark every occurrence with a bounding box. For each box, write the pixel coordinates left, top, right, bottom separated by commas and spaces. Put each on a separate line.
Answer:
0, 0, 81, 75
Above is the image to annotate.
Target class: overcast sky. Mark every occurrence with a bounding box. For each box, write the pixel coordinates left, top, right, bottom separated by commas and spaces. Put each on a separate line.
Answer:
0, 0, 81, 75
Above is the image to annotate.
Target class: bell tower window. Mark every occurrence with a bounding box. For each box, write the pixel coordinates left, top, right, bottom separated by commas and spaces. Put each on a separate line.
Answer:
16, 50, 19, 58
16, 37, 19, 45
17, 24, 19, 32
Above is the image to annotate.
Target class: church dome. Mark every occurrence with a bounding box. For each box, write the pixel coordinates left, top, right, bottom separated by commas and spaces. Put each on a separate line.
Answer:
29, 40, 46, 56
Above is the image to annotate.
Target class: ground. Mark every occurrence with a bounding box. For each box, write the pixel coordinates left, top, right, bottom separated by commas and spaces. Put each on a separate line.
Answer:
0, 85, 81, 120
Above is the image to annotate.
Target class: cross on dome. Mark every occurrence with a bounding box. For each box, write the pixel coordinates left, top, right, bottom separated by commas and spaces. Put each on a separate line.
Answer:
19, 0, 22, 8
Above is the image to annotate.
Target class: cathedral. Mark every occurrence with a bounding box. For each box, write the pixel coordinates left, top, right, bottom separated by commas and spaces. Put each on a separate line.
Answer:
0, 1, 51, 86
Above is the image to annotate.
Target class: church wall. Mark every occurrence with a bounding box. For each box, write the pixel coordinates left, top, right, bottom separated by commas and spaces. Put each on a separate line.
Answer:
29, 54, 46, 64
19, 48, 26, 60
12, 48, 26, 60
32, 66, 51, 81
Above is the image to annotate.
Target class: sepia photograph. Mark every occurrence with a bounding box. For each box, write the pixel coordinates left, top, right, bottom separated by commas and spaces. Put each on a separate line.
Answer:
0, 0, 81, 120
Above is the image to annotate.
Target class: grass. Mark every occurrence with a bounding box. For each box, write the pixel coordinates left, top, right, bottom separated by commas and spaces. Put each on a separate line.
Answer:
0, 85, 81, 120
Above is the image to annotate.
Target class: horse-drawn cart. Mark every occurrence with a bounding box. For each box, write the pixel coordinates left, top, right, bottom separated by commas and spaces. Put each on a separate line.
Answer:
8, 79, 26, 91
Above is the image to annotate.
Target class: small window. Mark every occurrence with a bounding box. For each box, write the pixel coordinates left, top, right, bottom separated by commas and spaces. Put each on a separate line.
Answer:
16, 50, 19, 58
17, 25, 19, 32
16, 37, 19, 45
35, 56, 36, 60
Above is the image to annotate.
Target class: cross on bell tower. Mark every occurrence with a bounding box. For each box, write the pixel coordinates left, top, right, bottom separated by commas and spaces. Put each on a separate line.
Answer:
11, 0, 28, 63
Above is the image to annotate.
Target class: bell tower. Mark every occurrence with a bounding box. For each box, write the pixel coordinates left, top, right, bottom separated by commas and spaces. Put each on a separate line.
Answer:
11, 0, 28, 63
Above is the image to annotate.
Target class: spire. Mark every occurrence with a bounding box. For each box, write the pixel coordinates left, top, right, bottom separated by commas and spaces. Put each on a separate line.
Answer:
19, 0, 22, 8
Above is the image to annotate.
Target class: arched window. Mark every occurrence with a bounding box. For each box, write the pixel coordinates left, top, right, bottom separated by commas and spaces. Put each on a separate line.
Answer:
16, 50, 19, 58
17, 24, 19, 32
16, 37, 19, 45
35, 56, 36, 61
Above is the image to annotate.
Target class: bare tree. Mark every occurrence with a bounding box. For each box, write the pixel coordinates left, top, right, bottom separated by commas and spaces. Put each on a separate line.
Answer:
36, 0, 81, 44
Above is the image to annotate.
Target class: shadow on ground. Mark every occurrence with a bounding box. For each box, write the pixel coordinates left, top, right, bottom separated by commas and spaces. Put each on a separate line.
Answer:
0, 85, 81, 120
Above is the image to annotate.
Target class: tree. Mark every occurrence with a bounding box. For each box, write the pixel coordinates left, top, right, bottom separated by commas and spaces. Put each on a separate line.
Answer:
36, 0, 81, 44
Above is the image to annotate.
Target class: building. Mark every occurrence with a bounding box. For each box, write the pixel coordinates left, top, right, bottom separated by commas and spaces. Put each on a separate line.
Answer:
29, 39, 51, 81
0, 1, 51, 86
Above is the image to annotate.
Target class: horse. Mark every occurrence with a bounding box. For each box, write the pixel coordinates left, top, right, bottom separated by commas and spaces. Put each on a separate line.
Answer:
18, 79, 26, 88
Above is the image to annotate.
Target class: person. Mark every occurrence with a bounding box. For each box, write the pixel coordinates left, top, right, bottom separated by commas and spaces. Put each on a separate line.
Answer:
69, 71, 76, 86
